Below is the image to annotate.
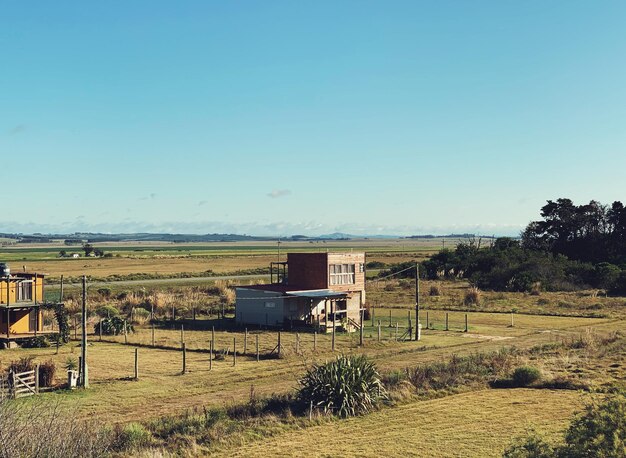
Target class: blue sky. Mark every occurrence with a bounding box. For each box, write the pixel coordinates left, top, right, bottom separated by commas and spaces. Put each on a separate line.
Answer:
2, 1, 626, 236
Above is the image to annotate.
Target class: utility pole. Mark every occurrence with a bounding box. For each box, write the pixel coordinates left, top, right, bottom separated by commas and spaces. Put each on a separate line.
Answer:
80, 275, 89, 388
415, 263, 420, 341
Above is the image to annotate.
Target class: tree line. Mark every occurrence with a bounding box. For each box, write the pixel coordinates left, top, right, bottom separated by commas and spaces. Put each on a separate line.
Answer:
418, 199, 626, 294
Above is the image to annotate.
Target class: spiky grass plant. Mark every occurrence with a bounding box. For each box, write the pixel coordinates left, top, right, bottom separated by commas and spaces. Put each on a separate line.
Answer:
298, 355, 386, 418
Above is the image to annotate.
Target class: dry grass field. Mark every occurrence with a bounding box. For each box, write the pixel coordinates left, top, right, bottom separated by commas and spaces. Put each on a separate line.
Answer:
221, 389, 585, 458
3, 310, 620, 425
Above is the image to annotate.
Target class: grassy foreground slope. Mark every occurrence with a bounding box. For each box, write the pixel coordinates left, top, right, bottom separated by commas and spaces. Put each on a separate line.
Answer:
222, 389, 583, 458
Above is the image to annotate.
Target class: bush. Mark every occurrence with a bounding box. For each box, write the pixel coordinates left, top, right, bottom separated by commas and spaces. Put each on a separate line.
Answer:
464, 287, 481, 306
95, 305, 119, 318
512, 366, 541, 387
112, 422, 152, 450
7, 356, 35, 375
20, 336, 50, 348
38, 360, 56, 387
429, 285, 441, 296
96, 287, 112, 298
94, 316, 133, 335
298, 355, 386, 417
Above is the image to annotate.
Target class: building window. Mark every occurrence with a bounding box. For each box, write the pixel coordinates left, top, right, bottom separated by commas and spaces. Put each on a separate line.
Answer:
17, 281, 32, 302
329, 264, 355, 285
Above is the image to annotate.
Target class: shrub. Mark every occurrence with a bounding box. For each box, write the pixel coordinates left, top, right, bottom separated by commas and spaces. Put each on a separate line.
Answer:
529, 282, 542, 296
95, 305, 119, 318
464, 287, 481, 306
38, 360, 56, 387
298, 355, 386, 417
94, 316, 134, 335
112, 422, 152, 450
7, 356, 35, 375
512, 366, 541, 387
429, 285, 441, 296
65, 358, 78, 372
131, 307, 150, 325
96, 287, 112, 298
398, 279, 412, 289
20, 336, 50, 348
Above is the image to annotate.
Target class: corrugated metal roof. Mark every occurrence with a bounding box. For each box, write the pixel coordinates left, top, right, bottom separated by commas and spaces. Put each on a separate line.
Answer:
286, 290, 347, 299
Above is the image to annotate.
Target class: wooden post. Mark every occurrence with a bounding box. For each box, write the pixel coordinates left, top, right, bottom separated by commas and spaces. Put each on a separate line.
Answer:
171, 305, 175, 321
182, 343, 187, 374
244, 328, 248, 355
389, 309, 392, 327
445, 313, 449, 331
124, 320, 128, 344
99, 319, 102, 342
181, 325, 185, 345
415, 263, 420, 341
256, 334, 259, 362
426, 311, 429, 330
465, 313, 468, 332
211, 326, 215, 354
324, 300, 328, 332
73, 316, 77, 340
359, 308, 364, 346
314, 331, 317, 351
332, 301, 336, 351
395, 322, 399, 341
35, 363, 40, 394
209, 339, 213, 371
80, 275, 88, 388
151, 323, 155, 347
510, 313, 514, 327
408, 310, 412, 338
233, 337, 236, 366
377, 320, 381, 342
309, 400, 313, 421
134, 348, 139, 380
59, 275, 64, 303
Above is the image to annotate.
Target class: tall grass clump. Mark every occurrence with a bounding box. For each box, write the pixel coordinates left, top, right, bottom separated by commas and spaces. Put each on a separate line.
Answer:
429, 284, 441, 297
512, 366, 542, 387
298, 355, 386, 417
464, 286, 481, 306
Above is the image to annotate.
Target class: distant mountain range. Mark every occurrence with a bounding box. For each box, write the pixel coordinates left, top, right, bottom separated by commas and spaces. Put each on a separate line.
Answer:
0, 231, 484, 244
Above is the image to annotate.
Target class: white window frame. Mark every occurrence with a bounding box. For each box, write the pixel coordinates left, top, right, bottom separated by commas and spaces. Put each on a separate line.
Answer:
329, 264, 356, 285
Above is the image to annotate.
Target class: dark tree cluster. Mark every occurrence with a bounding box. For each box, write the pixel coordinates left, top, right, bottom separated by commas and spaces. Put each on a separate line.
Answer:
419, 199, 626, 295
521, 198, 626, 264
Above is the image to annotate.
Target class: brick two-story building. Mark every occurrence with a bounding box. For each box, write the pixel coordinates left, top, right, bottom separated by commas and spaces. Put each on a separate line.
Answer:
235, 252, 366, 332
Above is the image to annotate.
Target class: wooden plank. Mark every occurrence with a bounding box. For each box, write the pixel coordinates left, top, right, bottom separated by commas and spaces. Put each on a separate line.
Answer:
14, 370, 35, 378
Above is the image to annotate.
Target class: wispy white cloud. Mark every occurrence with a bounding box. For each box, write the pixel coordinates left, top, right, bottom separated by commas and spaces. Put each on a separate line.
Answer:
267, 189, 291, 199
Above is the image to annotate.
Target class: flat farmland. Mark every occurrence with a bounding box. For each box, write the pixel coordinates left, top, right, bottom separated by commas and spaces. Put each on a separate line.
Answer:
0, 238, 445, 280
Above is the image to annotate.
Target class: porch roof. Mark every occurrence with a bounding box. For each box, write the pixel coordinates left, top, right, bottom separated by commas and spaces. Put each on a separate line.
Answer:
286, 289, 348, 300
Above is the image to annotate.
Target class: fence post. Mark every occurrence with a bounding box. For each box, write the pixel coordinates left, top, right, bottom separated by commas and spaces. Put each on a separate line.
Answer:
426, 311, 429, 330
124, 320, 128, 344
395, 323, 399, 341
244, 328, 248, 355
389, 309, 392, 327
209, 340, 213, 371
181, 325, 185, 345
233, 337, 236, 366
309, 400, 313, 421
9, 371, 15, 399
359, 308, 364, 346
35, 364, 40, 394
256, 334, 259, 362
99, 319, 102, 342
445, 313, 449, 331
151, 323, 155, 347
465, 314, 469, 332
134, 348, 139, 380
377, 320, 381, 342
211, 326, 215, 354
314, 331, 317, 351
510, 313, 514, 327
73, 316, 77, 340
182, 343, 187, 374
